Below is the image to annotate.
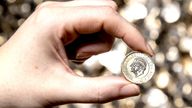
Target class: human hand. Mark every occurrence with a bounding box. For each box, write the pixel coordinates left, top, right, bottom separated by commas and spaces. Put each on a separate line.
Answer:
0, 0, 154, 107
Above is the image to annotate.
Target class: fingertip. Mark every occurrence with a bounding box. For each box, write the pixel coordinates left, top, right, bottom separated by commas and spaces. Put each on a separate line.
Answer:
146, 43, 155, 56
120, 84, 140, 97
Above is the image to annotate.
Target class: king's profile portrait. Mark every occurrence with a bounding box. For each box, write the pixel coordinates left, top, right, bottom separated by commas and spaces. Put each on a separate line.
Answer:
130, 57, 147, 77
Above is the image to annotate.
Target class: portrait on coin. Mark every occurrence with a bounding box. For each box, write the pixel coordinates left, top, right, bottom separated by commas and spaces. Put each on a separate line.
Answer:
130, 57, 147, 77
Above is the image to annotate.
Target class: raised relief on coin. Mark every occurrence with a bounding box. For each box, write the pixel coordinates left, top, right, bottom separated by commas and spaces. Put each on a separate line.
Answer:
121, 52, 155, 84
130, 57, 147, 77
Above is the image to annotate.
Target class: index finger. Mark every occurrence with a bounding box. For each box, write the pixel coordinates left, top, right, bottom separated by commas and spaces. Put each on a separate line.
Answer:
69, 7, 154, 56
103, 14, 154, 56
39, 4, 154, 55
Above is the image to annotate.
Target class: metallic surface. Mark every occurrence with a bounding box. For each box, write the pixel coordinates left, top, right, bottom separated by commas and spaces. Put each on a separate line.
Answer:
122, 52, 155, 84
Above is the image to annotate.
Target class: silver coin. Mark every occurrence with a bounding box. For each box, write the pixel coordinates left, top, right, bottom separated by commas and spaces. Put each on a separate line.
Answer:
121, 52, 155, 84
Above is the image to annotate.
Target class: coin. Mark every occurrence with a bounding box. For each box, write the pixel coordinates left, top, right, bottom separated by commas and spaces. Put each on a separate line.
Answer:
121, 52, 155, 84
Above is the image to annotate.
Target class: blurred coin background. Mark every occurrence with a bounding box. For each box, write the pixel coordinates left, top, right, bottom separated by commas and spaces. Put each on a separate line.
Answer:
0, 0, 192, 108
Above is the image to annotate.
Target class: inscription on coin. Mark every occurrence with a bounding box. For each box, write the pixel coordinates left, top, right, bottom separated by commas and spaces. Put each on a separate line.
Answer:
121, 52, 155, 84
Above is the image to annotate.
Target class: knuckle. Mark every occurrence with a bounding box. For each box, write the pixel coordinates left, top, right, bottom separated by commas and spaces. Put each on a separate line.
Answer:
108, 1, 118, 10
35, 7, 51, 19
95, 84, 108, 103
34, 4, 54, 24
96, 85, 103, 103
100, 6, 117, 19
102, 6, 116, 14
35, 1, 53, 10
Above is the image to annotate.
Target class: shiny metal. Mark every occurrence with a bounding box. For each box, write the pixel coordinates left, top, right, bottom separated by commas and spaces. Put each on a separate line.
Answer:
121, 52, 155, 84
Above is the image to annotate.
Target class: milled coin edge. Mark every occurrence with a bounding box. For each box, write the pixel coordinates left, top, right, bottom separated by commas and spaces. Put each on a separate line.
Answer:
121, 52, 155, 84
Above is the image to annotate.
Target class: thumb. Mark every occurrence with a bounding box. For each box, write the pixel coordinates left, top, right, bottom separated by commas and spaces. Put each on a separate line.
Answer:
66, 76, 140, 103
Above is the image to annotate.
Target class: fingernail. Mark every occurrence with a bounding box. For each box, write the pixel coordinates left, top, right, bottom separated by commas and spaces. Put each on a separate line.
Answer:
146, 44, 155, 56
120, 84, 140, 97
76, 52, 91, 59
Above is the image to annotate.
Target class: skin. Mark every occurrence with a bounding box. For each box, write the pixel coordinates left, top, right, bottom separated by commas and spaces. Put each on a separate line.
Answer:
0, 0, 154, 108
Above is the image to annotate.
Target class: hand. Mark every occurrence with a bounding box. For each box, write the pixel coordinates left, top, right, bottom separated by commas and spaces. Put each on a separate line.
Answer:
0, 0, 153, 107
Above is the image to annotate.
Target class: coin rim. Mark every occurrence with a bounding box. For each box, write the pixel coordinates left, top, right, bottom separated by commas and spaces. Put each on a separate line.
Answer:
121, 52, 155, 84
